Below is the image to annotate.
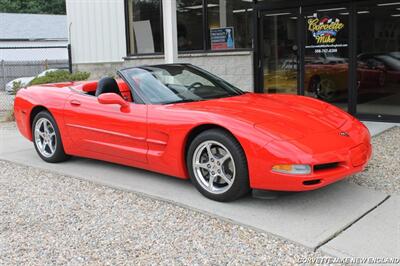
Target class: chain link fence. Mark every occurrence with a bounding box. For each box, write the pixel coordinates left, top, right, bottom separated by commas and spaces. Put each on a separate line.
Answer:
0, 45, 71, 121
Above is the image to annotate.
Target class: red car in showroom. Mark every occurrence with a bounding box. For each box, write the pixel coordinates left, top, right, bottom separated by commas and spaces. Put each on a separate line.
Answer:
14, 64, 371, 202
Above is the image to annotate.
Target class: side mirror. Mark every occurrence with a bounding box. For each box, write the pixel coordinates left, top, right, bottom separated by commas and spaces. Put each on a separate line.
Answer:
98, 93, 130, 112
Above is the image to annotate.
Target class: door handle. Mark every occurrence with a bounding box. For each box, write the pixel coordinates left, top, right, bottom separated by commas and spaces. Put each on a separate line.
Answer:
70, 99, 81, 106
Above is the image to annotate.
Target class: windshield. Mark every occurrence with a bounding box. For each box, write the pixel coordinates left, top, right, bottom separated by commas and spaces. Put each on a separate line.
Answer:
119, 64, 245, 104
376, 55, 400, 71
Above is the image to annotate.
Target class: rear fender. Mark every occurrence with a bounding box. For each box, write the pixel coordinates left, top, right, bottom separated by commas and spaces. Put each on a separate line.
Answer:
14, 86, 72, 144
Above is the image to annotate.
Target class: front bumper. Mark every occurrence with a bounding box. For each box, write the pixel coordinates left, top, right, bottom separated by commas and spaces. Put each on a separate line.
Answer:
249, 123, 372, 192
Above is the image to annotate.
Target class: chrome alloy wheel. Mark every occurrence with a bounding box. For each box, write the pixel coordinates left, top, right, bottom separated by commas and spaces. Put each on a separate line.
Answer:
192, 140, 236, 194
318, 79, 336, 101
34, 118, 57, 158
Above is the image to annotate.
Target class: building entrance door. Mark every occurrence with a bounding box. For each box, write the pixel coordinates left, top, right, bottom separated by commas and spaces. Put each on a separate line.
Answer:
260, 9, 300, 95
303, 5, 351, 111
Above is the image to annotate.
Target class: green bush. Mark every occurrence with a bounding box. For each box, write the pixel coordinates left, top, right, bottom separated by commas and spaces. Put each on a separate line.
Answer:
29, 70, 90, 86
11, 80, 23, 95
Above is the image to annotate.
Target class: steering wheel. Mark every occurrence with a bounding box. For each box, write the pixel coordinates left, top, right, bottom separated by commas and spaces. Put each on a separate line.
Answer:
187, 82, 203, 92
165, 83, 180, 94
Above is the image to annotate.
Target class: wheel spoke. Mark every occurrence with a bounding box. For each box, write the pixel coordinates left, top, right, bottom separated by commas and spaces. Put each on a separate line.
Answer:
206, 144, 215, 160
219, 153, 230, 164
208, 175, 215, 190
219, 172, 233, 185
44, 121, 51, 134
39, 142, 46, 153
46, 143, 55, 153
35, 129, 46, 139
194, 162, 209, 170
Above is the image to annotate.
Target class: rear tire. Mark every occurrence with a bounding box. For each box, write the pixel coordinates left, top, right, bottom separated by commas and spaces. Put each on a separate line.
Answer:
309, 76, 321, 98
32, 111, 69, 163
187, 129, 250, 202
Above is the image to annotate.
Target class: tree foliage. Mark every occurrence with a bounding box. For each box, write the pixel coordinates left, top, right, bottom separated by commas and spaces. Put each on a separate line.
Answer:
0, 0, 66, 15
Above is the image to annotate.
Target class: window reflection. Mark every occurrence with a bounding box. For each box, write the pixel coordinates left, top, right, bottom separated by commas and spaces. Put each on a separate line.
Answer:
177, 0, 204, 51
262, 13, 298, 94
207, 0, 253, 49
356, 4, 400, 116
127, 0, 163, 54
304, 10, 349, 110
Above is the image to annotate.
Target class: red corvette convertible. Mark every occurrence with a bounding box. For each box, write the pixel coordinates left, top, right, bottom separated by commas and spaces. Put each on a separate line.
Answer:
14, 64, 372, 201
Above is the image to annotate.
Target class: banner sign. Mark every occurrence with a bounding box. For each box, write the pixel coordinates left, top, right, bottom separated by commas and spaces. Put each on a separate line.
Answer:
210, 27, 235, 50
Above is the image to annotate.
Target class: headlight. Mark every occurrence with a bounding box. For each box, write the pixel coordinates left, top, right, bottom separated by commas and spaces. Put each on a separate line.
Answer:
272, 164, 311, 175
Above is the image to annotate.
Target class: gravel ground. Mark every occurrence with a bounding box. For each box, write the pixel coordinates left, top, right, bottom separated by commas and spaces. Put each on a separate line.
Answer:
0, 160, 324, 265
1, 121, 398, 264
347, 126, 400, 195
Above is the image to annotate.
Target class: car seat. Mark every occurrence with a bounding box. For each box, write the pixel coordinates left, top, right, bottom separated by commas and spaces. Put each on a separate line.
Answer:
95, 77, 122, 97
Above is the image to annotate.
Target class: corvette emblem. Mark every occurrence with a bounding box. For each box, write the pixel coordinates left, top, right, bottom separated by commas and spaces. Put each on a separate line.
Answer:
340, 131, 350, 137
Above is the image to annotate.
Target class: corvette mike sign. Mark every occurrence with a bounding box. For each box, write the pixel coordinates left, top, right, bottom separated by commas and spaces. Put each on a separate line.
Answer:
305, 13, 347, 54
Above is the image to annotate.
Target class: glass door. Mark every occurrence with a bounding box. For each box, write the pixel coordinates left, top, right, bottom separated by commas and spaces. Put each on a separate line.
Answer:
355, 1, 400, 118
303, 5, 350, 111
261, 9, 300, 95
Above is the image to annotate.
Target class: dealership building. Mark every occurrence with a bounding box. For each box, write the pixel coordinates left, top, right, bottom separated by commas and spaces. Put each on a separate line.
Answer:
66, 0, 400, 122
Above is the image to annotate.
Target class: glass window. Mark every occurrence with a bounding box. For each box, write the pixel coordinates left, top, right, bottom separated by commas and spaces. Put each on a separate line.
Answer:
262, 11, 298, 94
177, 0, 204, 51
303, 8, 349, 111
120, 65, 244, 104
127, 0, 163, 54
207, 0, 253, 49
356, 3, 400, 116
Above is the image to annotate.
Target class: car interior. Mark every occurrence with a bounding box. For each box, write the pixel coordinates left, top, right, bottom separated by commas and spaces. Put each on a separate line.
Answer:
79, 77, 133, 102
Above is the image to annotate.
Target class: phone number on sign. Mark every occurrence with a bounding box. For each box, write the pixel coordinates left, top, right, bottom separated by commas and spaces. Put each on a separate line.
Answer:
314, 48, 338, 54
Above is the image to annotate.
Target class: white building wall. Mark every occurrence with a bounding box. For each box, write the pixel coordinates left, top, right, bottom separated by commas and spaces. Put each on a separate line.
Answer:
66, 0, 126, 64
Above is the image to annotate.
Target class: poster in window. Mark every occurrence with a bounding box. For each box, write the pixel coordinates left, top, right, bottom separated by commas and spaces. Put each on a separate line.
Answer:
210, 27, 235, 50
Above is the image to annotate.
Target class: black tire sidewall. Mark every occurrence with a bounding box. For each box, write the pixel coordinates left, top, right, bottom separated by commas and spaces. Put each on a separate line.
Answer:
32, 111, 68, 163
187, 129, 250, 202
309, 77, 320, 97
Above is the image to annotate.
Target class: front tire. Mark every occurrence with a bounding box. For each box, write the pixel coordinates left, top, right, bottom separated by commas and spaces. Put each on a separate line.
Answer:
32, 111, 69, 163
187, 129, 250, 202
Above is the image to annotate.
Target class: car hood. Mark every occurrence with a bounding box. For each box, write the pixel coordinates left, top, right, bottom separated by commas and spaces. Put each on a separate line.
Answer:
172, 93, 352, 141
